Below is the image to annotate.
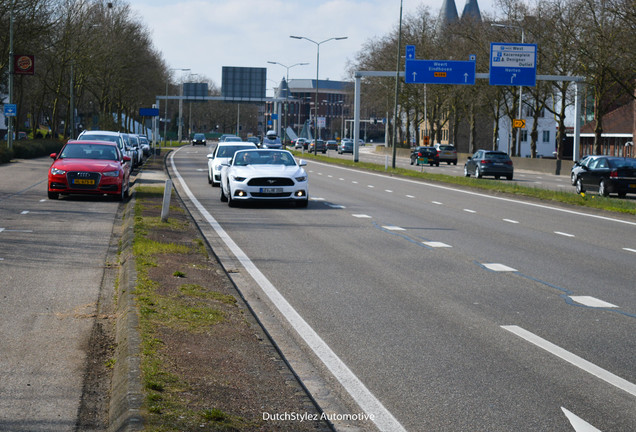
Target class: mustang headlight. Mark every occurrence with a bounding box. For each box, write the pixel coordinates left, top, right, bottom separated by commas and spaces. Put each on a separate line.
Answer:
103, 170, 119, 177
295, 176, 307, 182
231, 175, 246, 182
51, 167, 66, 175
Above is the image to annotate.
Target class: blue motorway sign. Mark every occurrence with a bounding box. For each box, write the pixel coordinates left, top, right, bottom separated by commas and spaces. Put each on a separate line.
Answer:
3, 104, 17, 117
405, 58, 475, 85
139, 107, 159, 117
405, 45, 416, 61
489, 43, 537, 87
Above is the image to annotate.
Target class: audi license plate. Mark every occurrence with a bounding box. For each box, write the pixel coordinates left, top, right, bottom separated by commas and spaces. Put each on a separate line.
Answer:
260, 187, 283, 194
73, 179, 95, 185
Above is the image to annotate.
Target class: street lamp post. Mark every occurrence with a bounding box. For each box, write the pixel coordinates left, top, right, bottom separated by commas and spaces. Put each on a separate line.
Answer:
492, 23, 525, 157
164, 68, 190, 146
267, 61, 309, 147
290, 35, 347, 155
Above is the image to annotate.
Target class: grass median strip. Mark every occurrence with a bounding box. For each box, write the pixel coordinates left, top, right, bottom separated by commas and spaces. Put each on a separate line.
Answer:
293, 151, 636, 215
132, 185, 251, 430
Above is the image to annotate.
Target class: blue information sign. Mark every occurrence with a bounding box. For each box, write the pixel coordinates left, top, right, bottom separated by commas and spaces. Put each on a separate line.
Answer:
489, 43, 537, 87
139, 108, 159, 117
405, 58, 476, 85
405, 45, 416, 61
3, 104, 17, 117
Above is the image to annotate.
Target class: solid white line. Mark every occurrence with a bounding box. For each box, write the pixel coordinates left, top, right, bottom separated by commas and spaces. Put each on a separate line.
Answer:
561, 407, 602, 432
623, 248, 636, 253
502, 325, 636, 397
169, 150, 406, 432
309, 160, 636, 227
352, 214, 372, 218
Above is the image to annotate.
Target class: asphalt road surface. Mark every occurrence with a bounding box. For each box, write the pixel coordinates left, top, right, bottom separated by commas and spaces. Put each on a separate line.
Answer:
0, 157, 119, 431
170, 144, 635, 432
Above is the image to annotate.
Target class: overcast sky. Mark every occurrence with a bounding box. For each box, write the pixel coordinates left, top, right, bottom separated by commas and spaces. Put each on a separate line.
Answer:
130, 0, 499, 96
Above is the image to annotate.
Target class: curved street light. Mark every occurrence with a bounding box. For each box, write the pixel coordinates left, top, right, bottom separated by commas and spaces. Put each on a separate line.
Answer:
290, 35, 348, 154
267, 61, 309, 146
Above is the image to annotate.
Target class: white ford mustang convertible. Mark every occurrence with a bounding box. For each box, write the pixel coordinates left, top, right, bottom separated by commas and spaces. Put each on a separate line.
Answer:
220, 149, 309, 207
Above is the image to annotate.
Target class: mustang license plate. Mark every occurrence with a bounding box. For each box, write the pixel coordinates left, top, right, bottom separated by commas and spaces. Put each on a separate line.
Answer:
260, 187, 283, 193
73, 179, 95, 185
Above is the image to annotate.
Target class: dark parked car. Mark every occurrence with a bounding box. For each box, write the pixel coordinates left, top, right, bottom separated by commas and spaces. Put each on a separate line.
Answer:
464, 150, 513, 180
192, 133, 206, 146
570, 155, 593, 185
574, 156, 636, 197
308, 139, 326, 154
326, 140, 338, 150
410, 146, 439, 166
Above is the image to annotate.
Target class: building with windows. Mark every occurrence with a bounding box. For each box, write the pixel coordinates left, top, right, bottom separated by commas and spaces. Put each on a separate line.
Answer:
266, 78, 353, 141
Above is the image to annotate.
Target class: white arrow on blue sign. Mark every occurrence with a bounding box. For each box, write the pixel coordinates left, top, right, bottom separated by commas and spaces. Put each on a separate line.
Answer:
489, 43, 537, 87
3, 104, 17, 117
405, 58, 476, 85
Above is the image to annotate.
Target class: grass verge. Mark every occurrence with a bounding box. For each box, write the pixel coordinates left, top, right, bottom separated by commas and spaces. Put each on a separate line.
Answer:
291, 150, 636, 215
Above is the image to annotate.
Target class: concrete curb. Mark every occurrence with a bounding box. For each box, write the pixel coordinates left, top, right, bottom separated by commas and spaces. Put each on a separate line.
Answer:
108, 195, 144, 432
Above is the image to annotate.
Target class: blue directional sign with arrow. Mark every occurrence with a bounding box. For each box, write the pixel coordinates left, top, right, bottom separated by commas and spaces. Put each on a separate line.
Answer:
404, 46, 476, 85
489, 43, 537, 87
3, 104, 17, 117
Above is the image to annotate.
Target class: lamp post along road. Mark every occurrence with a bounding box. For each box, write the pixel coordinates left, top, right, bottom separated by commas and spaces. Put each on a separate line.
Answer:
290, 35, 347, 155
268, 61, 309, 147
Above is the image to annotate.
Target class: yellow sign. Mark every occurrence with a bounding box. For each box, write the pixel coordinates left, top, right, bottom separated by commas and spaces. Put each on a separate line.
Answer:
434, 72, 447, 78
423, 136, 430, 145
513, 119, 526, 128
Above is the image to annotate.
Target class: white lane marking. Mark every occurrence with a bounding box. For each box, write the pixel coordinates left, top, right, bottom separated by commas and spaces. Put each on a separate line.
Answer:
352, 214, 372, 218
503, 219, 519, 224
463, 209, 476, 213
555, 231, 575, 237
39, 199, 46, 202
21, 211, 29, 215
382, 225, 405, 231
311, 197, 325, 201
327, 204, 346, 209
502, 325, 636, 397
169, 150, 406, 432
623, 248, 636, 253
570, 296, 618, 308
483, 263, 517, 272
432, 201, 443, 205
423, 241, 452, 248
561, 407, 602, 432
309, 160, 636, 227
339, 178, 345, 181
406, 195, 415, 198
0, 228, 4, 233
328, 175, 333, 178
352, 181, 358, 184
368, 185, 375, 188
385, 189, 393, 193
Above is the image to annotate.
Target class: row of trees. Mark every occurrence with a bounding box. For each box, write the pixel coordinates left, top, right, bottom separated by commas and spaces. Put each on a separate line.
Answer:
347, 0, 635, 158
0, 0, 260, 142
1, 0, 170, 139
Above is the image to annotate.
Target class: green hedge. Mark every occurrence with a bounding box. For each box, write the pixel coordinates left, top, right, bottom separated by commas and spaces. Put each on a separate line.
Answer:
1, 139, 65, 164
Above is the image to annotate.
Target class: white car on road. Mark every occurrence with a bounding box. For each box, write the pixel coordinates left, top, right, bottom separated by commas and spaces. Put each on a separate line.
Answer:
220, 149, 309, 207
207, 142, 257, 186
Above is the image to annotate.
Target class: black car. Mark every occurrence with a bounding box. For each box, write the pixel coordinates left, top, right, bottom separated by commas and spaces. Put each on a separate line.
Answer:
574, 156, 636, 197
192, 133, 206, 146
410, 146, 439, 166
464, 150, 513, 180
570, 155, 594, 185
